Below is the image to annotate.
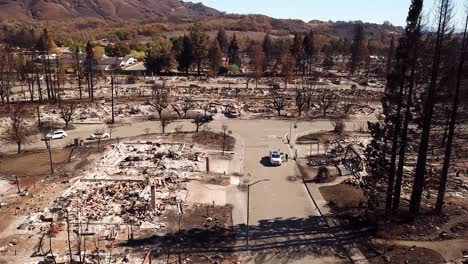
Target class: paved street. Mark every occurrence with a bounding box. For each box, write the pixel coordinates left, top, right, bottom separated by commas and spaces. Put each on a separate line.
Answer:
1, 114, 374, 154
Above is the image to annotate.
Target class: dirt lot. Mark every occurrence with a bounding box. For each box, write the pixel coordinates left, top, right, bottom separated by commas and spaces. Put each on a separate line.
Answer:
297, 130, 340, 143
150, 204, 236, 263
192, 131, 236, 151
0, 146, 101, 262
320, 183, 367, 210
0, 148, 71, 178
361, 242, 446, 264
374, 196, 468, 241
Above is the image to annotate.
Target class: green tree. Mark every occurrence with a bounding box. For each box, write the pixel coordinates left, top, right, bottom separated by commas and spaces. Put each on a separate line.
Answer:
145, 36, 173, 75
189, 25, 209, 76
105, 43, 130, 57
228, 33, 241, 66
93, 46, 106, 57
173, 35, 194, 74
130, 49, 146, 60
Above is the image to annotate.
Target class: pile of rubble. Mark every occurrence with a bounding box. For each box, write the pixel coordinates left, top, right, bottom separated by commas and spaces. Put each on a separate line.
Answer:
34, 141, 206, 229
61, 181, 154, 225
94, 142, 203, 178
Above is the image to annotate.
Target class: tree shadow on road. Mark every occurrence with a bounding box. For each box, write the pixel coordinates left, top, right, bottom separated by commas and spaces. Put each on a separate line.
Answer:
119, 215, 374, 263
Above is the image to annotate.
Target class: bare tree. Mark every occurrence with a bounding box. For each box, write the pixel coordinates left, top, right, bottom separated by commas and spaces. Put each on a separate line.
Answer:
295, 88, 308, 117
272, 97, 288, 116
160, 114, 173, 134
318, 89, 338, 117
281, 54, 296, 89
193, 114, 205, 133
2, 105, 32, 154
181, 101, 193, 118
172, 104, 184, 118
250, 44, 265, 89
150, 84, 170, 118
59, 102, 77, 128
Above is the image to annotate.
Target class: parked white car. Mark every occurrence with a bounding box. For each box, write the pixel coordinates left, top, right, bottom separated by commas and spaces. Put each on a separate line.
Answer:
90, 133, 110, 140
46, 129, 67, 140
270, 150, 282, 166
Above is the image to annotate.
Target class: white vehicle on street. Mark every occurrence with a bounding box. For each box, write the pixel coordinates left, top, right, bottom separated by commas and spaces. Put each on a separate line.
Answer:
90, 133, 110, 140
46, 129, 68, 140
269, 150, 283, 166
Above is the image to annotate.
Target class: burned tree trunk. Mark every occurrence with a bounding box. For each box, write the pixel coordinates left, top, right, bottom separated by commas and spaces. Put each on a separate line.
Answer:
410, 0, 452, 215
435, 12, 468, 214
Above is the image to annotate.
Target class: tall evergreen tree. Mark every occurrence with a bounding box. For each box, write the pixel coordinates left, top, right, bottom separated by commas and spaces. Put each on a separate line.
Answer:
145, 36, 172, 75
350, 22, 366, 75
364, 0, 423, 215
216, 28, 229, 55
291, 32, 304, 74
228, 33, 241, 66
75, 46, 83, 100
263, 33, 273, 68
386, 0, 424, 213
84, 41, 95, 101
207, 39, 224, 76
386, 36, 396, 77
189, 25, 210, 76
303, 30, 316, 76
392, 24, 422, 212
173, 35, 194, 74
322, 44, 334, 70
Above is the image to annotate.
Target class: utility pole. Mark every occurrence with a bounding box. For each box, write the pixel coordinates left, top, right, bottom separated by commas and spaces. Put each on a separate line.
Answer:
45, 138, 54, 174
49, 221, 54, 260
111, 73, 115, 124
15, 175, 20, 193
66, 210, 73, 263
246, 179, 270, 250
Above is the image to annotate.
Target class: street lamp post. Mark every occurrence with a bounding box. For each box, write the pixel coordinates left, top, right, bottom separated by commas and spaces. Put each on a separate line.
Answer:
289, 121, 298, 146
246, 179, 270, 250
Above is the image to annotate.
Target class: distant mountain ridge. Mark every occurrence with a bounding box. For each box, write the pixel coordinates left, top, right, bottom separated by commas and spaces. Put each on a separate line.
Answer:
0, 0, 402, 44
0, 0, 222, 22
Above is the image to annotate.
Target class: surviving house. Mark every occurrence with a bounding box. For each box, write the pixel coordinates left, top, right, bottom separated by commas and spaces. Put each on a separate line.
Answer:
95, 55, 137, 72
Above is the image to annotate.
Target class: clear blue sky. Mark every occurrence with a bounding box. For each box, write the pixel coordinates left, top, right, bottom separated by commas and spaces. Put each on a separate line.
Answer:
196, 0, 467, 27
